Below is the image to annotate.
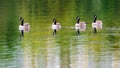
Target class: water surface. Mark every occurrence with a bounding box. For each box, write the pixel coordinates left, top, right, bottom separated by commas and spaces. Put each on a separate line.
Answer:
0, 0, 120, 68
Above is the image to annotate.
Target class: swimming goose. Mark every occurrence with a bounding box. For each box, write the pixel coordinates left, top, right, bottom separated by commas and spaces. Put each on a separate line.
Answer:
51, 18, 61, 35
75, 16, 86, 35
92, 15, 103, 34
19, 17, 30, 36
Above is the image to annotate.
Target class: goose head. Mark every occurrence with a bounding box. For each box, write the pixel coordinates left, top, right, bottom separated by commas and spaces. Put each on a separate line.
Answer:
20, 17, 24, 21
93, 15, 97, 18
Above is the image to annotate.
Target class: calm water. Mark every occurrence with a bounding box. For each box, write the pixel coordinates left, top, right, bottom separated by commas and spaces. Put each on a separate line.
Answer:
0, 0, 120, 68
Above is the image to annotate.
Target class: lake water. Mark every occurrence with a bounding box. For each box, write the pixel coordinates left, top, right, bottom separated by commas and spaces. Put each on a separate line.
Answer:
0, 0, 120, 68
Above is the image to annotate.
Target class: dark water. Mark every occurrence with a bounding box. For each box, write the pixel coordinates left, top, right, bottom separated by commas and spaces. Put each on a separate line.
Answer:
0, 0, 120, 68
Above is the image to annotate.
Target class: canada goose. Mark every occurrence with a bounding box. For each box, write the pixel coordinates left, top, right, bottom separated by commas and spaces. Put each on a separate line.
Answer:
51, 18, 61, 35
19, 17, 30, 37
92, 15, 103, 34
75, 16, 86, 35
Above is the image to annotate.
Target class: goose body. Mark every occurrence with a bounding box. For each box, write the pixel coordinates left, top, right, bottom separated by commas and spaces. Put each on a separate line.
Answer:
23, 23, 30, 32
75, 22, 86, 31
92, 20, 102, 29
19, 23, 30, 32
79, 22, 86, 31
52, 23, 61, 30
